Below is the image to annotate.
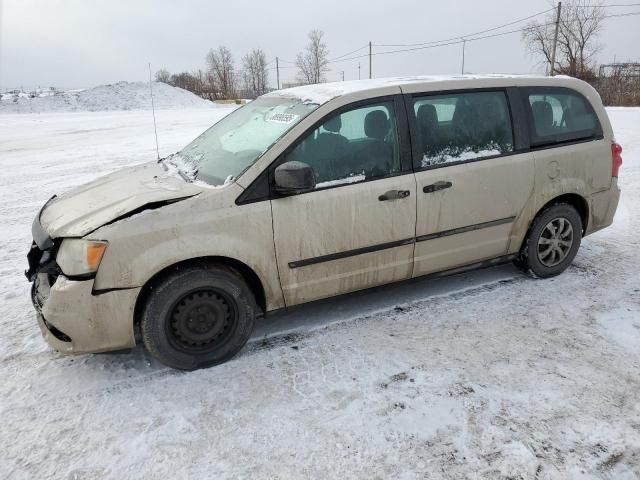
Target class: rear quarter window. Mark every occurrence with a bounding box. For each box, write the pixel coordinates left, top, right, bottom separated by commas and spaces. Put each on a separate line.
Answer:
524, 87, 602, 147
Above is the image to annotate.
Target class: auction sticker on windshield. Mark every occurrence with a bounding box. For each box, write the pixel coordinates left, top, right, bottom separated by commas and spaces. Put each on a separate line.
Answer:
267, 112, 299, 124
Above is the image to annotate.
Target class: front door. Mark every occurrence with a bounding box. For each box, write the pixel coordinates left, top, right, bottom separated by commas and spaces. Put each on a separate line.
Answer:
407, 89, 534, 276
271, 98, 417, 306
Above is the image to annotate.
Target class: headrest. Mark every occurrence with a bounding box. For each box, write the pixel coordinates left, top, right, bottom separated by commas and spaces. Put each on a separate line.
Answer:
322, 115, 342, 133
564, 98, 592, 129
531, 101, 553, 129
417, 104, 438, 128
364, 110, 389, 140
480, 98, 502, 123
452, 100, 475, 135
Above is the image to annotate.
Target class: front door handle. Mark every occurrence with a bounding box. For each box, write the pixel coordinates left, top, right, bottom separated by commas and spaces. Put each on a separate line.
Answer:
423, 181, 452, 193
378, 189, 411, 201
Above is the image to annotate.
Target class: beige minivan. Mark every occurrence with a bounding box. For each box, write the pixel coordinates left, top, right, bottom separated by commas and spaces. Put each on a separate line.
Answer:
27, 75, 622, 369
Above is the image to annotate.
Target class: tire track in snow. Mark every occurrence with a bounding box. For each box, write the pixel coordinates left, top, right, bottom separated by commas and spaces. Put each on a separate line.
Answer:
249, 275, 525, 352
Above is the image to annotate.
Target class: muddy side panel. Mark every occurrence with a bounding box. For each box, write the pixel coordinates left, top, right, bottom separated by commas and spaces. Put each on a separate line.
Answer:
92, 184, 286, 312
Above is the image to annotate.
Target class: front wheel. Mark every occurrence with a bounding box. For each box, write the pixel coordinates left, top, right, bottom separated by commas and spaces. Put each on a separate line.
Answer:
141, 266, 257, 370
515, 203, 582, 278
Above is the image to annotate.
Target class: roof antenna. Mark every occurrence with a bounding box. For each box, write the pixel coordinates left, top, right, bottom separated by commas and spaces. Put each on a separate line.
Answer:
148, 62, 160, 161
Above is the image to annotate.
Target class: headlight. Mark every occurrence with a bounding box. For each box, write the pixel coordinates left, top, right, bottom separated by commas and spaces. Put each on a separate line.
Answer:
57, 239, 108, 277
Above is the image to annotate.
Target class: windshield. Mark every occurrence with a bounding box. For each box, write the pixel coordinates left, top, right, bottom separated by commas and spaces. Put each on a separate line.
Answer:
174, 96, 319, 186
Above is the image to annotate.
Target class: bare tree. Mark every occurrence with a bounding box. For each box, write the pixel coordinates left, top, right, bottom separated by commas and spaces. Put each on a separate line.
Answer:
242, 49, 269, 98
155, 68, 172, 84
204, 69, 218, 100
169, 72, 199, 92
153, 69, 214, 100
206, 46, 237, 99
296, 30, 329, 84
522, 0, 605, 79
190, 69, 209, 99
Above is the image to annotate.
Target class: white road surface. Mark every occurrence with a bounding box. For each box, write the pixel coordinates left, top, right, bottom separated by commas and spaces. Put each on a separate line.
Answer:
1, 106, 639, 479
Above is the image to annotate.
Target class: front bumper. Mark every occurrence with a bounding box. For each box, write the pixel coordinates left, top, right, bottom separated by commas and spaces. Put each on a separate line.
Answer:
32, 273, 140, 354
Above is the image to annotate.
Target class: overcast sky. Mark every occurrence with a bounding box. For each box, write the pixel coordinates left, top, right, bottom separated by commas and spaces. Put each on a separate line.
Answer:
1, 0, 638, 90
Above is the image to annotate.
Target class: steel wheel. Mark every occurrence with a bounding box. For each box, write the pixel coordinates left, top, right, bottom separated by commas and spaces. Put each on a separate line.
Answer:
141, 267, 257, 370
167, 288, 237, 353
536, 217, 574, 267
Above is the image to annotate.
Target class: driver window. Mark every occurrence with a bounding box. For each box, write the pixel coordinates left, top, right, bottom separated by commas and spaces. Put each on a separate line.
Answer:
285, 101, 401, 189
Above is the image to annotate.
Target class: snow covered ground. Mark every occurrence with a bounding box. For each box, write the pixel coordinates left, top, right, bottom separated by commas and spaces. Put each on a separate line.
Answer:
1, 106, 639, 479
0, 81, 214, 113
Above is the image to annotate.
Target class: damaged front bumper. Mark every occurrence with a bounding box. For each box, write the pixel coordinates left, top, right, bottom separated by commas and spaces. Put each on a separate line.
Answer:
31, 273, 140, 354
27, 201, 139, 354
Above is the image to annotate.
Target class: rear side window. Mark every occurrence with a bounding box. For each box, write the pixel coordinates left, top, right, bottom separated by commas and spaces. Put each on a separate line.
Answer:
525, 88, 602, 147
412, 91, 514, 169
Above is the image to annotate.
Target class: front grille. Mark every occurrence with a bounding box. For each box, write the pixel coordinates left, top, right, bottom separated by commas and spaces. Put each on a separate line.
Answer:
26, 243, 44, 281
26, 196, 59, 282
26, 242, 60, 282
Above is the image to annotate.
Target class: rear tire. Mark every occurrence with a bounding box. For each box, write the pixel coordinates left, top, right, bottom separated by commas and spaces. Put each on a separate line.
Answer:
515, 203, 582, 278
141, 266, 257, 370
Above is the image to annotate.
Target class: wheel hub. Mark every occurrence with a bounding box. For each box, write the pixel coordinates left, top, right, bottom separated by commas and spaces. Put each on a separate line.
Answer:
537, 217, 574, 267
170, 290, 232, 349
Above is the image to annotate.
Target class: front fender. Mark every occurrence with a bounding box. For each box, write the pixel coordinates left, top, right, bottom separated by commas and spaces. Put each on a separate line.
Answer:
91, 187, 285, 311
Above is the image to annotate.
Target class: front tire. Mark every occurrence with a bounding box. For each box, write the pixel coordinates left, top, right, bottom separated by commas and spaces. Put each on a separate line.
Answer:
515, 203, 582, 278
141, 266, 257, 370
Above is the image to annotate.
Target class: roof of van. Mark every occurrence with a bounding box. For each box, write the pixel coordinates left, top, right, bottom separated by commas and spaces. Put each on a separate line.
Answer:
264, 74, 580, 105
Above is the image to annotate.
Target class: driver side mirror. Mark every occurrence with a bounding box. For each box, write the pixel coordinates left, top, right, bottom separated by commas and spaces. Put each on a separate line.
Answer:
274, 161, 316, 195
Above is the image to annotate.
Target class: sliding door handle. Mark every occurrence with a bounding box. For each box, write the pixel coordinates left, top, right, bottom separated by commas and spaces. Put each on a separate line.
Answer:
423, 181, 452, 193
379, 190, 411, 201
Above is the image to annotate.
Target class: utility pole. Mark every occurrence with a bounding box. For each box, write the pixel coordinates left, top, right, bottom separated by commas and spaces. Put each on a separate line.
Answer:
369, 41, 372, 79
461, 39, 466, 74
550, 2, 562, 76
276, 56, 280, 89
358, 62, 361, 80
341, 71, 345, 81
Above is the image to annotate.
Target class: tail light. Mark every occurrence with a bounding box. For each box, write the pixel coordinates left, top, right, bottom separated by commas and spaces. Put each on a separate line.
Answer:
612, 142, 623, 178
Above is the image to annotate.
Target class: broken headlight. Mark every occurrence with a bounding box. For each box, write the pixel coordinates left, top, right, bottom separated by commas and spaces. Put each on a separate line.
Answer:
56, 239, 108, 277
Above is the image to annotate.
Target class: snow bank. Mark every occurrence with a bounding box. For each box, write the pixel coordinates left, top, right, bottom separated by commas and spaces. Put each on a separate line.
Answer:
0, 81, 215, 114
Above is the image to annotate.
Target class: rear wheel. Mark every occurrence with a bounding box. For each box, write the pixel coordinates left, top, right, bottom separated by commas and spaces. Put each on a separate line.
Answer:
141, 266, 257, 370
515, 203, 582, 278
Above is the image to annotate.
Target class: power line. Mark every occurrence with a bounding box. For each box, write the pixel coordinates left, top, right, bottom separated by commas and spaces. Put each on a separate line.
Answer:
602, 9, 640, 16
271, 46, 369, 68
327, 52, 370, 64
375, 7, 555, 48
334, 30, 526, 64
269, 8, 640, 80
267, 65, 295, 71
370, 6, 638, 52
329, 44, 369, 62
273, 3, 638, 70
329, 10, 639, 64
585, 2, 640, 6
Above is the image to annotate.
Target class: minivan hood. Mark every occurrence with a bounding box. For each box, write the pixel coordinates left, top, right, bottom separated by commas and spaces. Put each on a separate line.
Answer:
40, 162, 204, 239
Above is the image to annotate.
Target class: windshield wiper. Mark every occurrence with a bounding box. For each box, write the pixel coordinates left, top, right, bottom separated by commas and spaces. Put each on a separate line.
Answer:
158, 154, 195, 183
176, 169, 192, 183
